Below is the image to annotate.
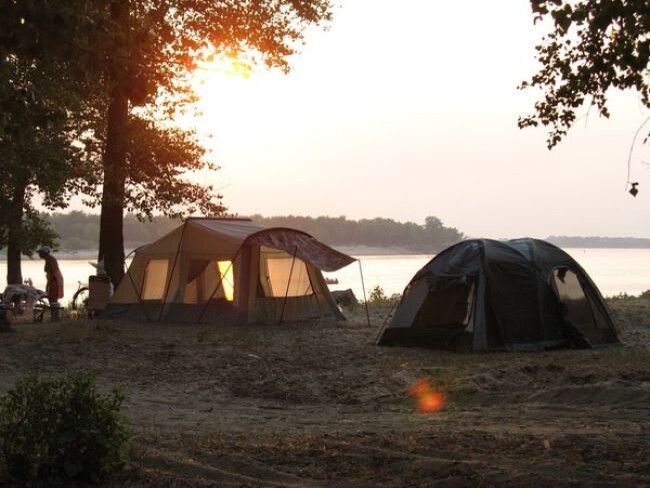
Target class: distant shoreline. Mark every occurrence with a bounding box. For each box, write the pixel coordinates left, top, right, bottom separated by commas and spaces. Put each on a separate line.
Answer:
337, 242, 650, 255
17, 212, 650, 256
334, 245, 424, 256
0, 246, 142, 261
546, 238, 650, 249
2, 243, 650, 261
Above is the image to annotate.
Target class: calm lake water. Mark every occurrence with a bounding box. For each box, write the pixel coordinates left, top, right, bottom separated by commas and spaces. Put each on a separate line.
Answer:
324, 248, 650, 301
1, 248, 648, 306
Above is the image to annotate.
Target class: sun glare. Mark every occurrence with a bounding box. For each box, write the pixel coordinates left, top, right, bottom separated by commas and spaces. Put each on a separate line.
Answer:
185, 52, 254, 143
192, 54, 252, 89
175, 51, 256, 189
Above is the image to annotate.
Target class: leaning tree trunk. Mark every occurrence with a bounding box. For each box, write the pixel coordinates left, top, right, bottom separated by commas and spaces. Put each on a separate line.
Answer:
6, 182, 26, 285
98, 0, 129, 288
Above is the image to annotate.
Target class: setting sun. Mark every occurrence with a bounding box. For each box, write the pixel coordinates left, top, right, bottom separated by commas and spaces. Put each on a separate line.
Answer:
194, 54, 253, 82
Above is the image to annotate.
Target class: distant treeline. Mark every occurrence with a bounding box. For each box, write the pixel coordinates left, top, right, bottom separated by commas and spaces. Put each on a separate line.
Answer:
546, 236, 650, 249
43, 212, 465, 253
248, 215, 465, 252
41, 213, 650, 254
46, 212, 179, 251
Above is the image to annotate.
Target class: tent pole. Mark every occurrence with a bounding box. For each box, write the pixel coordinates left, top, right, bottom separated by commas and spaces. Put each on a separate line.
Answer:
158, 221, 187, 321
123, 253, 152, 322
375, 299, 399, 341
197, 246, 243, 324
358, 260, 371, 327
278, 246, 298, 326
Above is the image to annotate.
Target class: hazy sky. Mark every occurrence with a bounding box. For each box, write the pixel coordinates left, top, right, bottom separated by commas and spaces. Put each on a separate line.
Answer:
187, 0, 649, 239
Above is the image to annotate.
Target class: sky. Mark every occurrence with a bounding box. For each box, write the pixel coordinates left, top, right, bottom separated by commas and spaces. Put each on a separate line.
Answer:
185, 0, 650, 239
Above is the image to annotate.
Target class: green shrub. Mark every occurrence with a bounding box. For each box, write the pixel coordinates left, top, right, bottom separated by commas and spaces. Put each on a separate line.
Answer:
367, 285, 400, 306
609, 293, 631, 301
0, 373, 131, 484
609, 290, 650, 301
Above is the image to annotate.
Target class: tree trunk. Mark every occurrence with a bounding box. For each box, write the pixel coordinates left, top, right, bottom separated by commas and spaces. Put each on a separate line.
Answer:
98, 0, 129, 288
98, 88, 129, 288
6, 182, 26, 285
6, 231, 23, 285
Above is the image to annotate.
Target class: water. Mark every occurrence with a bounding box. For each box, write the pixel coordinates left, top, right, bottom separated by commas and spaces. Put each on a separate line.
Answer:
327, 248, 650, 300
324, 255, 430, 300
1, 248, 648, 306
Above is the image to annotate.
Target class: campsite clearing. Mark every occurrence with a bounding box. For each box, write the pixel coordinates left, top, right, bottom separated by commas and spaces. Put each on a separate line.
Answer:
0, 298, 648, 486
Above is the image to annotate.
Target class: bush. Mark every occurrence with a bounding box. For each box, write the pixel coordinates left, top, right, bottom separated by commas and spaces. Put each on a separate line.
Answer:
367, 285, 401, 306
609, 291, 650, 301
608, 292, 637, 301
0, 373, 131, 484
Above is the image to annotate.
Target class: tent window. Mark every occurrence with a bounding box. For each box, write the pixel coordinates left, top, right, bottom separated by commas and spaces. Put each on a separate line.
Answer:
552, 267, 595, 331
264, 256, 314, 297
217, 261, 234, 301
413, 276, 475, 329
142, 259, 169, 300
184, 260, 234, 303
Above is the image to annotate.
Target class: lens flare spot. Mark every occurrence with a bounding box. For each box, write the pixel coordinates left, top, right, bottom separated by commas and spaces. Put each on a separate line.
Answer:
408, 378, 447, 414
409, 378, 431, 397
418, 391, 447, 413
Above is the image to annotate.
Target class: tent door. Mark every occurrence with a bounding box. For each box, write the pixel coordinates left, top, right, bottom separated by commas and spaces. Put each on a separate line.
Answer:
551, 267, 617, 344
411, 274, 476, 349
551, 267, 597, 335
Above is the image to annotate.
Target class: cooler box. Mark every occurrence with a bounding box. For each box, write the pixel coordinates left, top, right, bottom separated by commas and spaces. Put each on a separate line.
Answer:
88, 275, 112, 311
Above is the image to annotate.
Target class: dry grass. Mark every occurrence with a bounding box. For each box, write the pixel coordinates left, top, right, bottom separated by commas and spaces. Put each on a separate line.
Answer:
23, 319, 121, 344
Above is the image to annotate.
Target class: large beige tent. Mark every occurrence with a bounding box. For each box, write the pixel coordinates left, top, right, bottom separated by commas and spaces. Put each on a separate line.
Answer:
107, 218, 356, 324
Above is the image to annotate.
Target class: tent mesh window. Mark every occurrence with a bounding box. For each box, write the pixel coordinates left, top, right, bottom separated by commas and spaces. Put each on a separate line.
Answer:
141, 259, 169, 300
552, 268, 596, 333
260, 248, 314, 298
412, 276, 475, 330
184, 260, 233, 303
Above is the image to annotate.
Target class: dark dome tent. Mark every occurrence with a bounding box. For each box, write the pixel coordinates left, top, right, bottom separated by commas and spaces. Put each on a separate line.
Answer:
376, 238, 619, 352
107, 218, 356, 324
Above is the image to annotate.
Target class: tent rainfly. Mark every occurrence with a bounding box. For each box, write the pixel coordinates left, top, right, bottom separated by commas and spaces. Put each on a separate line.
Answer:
107, 218, 356, 324
377, 238, 619, 352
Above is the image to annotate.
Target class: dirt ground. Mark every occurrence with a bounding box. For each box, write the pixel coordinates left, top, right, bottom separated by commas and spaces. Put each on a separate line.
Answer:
1, 298, 649, 486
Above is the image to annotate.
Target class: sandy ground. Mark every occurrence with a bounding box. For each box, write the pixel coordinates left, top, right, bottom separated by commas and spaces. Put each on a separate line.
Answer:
0, 298, 649, 486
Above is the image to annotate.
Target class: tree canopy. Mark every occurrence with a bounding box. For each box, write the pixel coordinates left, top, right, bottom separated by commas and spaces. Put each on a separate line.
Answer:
86, 0, 333, 285
519, 0, 649, 148
0, 1, 99, 283
1, 1, 334, 286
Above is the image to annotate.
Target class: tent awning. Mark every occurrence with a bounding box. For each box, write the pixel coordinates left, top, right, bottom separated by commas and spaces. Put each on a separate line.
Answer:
246, 228, 356, 272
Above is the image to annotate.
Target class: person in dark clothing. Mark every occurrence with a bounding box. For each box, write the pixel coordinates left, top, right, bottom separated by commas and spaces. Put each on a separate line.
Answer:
38, 246, 64, 320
